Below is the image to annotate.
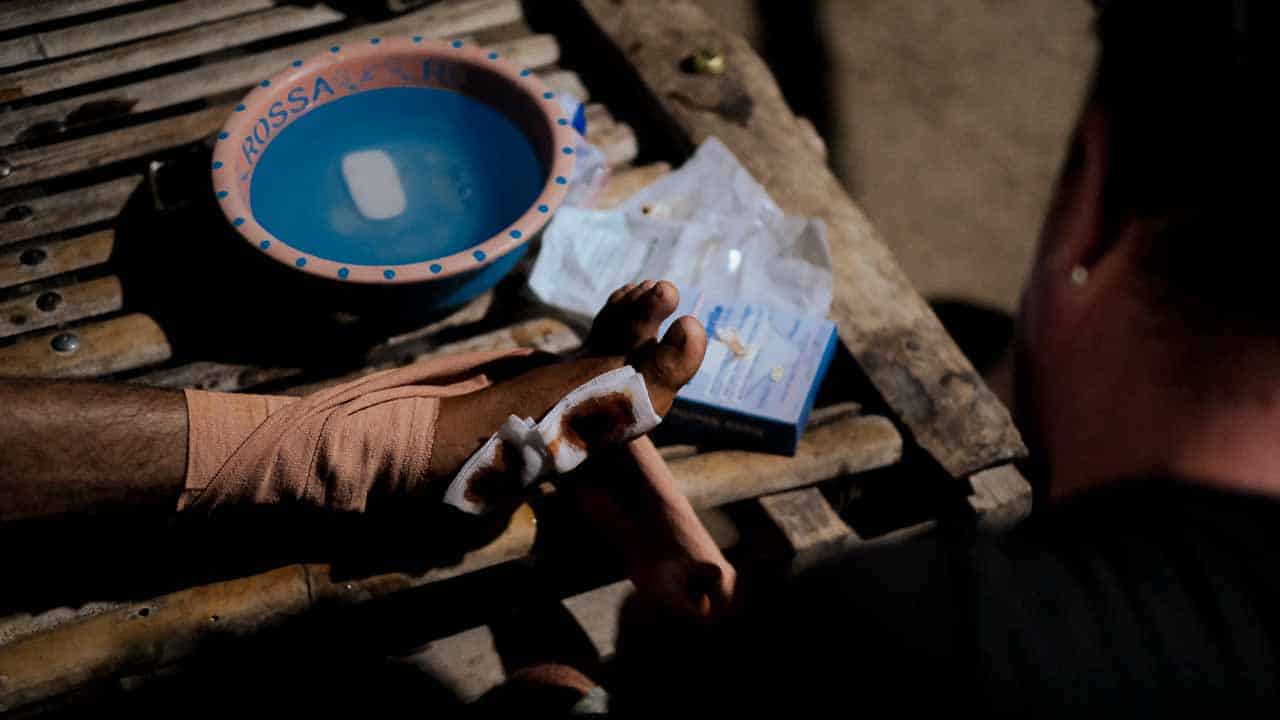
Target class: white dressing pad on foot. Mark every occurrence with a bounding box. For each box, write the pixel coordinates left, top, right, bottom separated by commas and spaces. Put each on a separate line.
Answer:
444, 366, 662, 515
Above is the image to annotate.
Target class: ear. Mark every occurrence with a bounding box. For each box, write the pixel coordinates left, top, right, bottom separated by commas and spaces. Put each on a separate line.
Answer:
1037, 90, 1112, 276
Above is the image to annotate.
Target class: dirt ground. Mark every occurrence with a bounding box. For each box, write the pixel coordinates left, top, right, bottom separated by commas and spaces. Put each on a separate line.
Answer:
691, 0, 1097, 314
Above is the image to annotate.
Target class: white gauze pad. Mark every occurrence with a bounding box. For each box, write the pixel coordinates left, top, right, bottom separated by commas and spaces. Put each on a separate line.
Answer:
443, 366, 662, 514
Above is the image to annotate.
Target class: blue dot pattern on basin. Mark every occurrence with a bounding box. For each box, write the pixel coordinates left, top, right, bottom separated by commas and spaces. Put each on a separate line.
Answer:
250, 87, 544, 266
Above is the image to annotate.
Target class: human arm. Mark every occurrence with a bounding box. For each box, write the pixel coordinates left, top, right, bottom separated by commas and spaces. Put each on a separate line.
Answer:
0, 379, 186, 523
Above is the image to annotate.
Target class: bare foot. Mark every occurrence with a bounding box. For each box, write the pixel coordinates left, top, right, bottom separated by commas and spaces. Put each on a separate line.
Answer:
427, 282, 706, 503
428, 280, 734, 618
581, 282, 738, 621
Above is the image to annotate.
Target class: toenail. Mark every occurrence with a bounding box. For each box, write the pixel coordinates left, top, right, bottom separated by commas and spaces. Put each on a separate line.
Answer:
669, 316, 703, 349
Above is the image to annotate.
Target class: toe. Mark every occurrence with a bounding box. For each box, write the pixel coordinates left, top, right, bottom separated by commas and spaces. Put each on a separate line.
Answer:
630, 314, 707, 415
657, 315, 707, 385
626, 281, 680, 344
590, 281, 683, 355
608, 283, 637, 306
626, 279, 658, 303
643, 280, 680, 320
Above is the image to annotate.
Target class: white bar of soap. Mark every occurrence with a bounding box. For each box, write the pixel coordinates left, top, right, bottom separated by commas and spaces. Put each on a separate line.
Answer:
341, 149, 407, 220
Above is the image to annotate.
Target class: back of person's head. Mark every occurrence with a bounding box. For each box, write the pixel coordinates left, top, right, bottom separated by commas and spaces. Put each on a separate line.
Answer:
1094, 0, 1274, 334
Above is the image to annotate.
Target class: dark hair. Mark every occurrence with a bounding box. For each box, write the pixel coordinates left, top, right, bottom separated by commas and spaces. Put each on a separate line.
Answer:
1095, 1, 1273, 331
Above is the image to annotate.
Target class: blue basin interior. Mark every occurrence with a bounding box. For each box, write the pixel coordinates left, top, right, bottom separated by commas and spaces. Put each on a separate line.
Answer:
250, 86, 546, 267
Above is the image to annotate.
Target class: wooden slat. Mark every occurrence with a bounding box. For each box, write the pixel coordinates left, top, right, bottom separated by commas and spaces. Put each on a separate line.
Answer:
967, 463, 1032, 531
0, 34, 559, 189
411, 514, 746, 700
0, 230, 113, 289
577, 0, 1027, 478
401, 625, 507, 702
697, 506, 741, 549
282, 317, 582, 396
0, 0, 140, 34
0, 602, 122, 649
132, 292, 494, 391
587, 119, 637, 167
0, 176, 139, 248
422, 544, 758, 700
392, 315, 579, 357
763, 486, 953, 578
583, 102, 609, 128
0, 501, 537, 712
405, 578, 648, 702
387, 0, 434, 12
0, 275, 121, 338
758, 487, 855, 574
129, 359, 304, 395
806, 401, 862, 426
581, 102, 638, 167
560, 579, 633, 663
654, 402, 861, 462
541, 69, 588, 102
0, 566, 315, 711
0, 104, 226, 189
133, 312, 577, 397
677, 415, 902, 510
657, 444, 697, 461
0, 312, 170, 378
380, 290, 494, 346
489, 33, 558, 69
307, 503, 538, 605
796, 115, 828, 161
0, 0, 523, 146
0, 4, 346, 101
0, 0, 275, 70
0, 31, 40, 68
2, 513, 734, 699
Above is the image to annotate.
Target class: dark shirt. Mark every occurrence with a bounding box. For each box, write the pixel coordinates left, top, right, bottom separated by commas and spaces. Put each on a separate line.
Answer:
620, 479, 1280, 715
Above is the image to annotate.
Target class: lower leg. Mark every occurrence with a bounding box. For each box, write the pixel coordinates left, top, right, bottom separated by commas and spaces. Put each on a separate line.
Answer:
575, 437, 736, 621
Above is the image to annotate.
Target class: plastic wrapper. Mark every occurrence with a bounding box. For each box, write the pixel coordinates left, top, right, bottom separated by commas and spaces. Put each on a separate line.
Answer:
529, 137, 832, 320
559, 93, 609, 208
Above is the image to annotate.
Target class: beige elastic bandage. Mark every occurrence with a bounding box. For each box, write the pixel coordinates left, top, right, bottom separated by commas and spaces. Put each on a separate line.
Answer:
179, 348, 532, 513
444, 366, 662, 515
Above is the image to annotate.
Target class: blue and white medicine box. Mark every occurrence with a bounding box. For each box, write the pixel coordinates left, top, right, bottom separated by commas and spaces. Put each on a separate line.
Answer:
657, 288, 839, 455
